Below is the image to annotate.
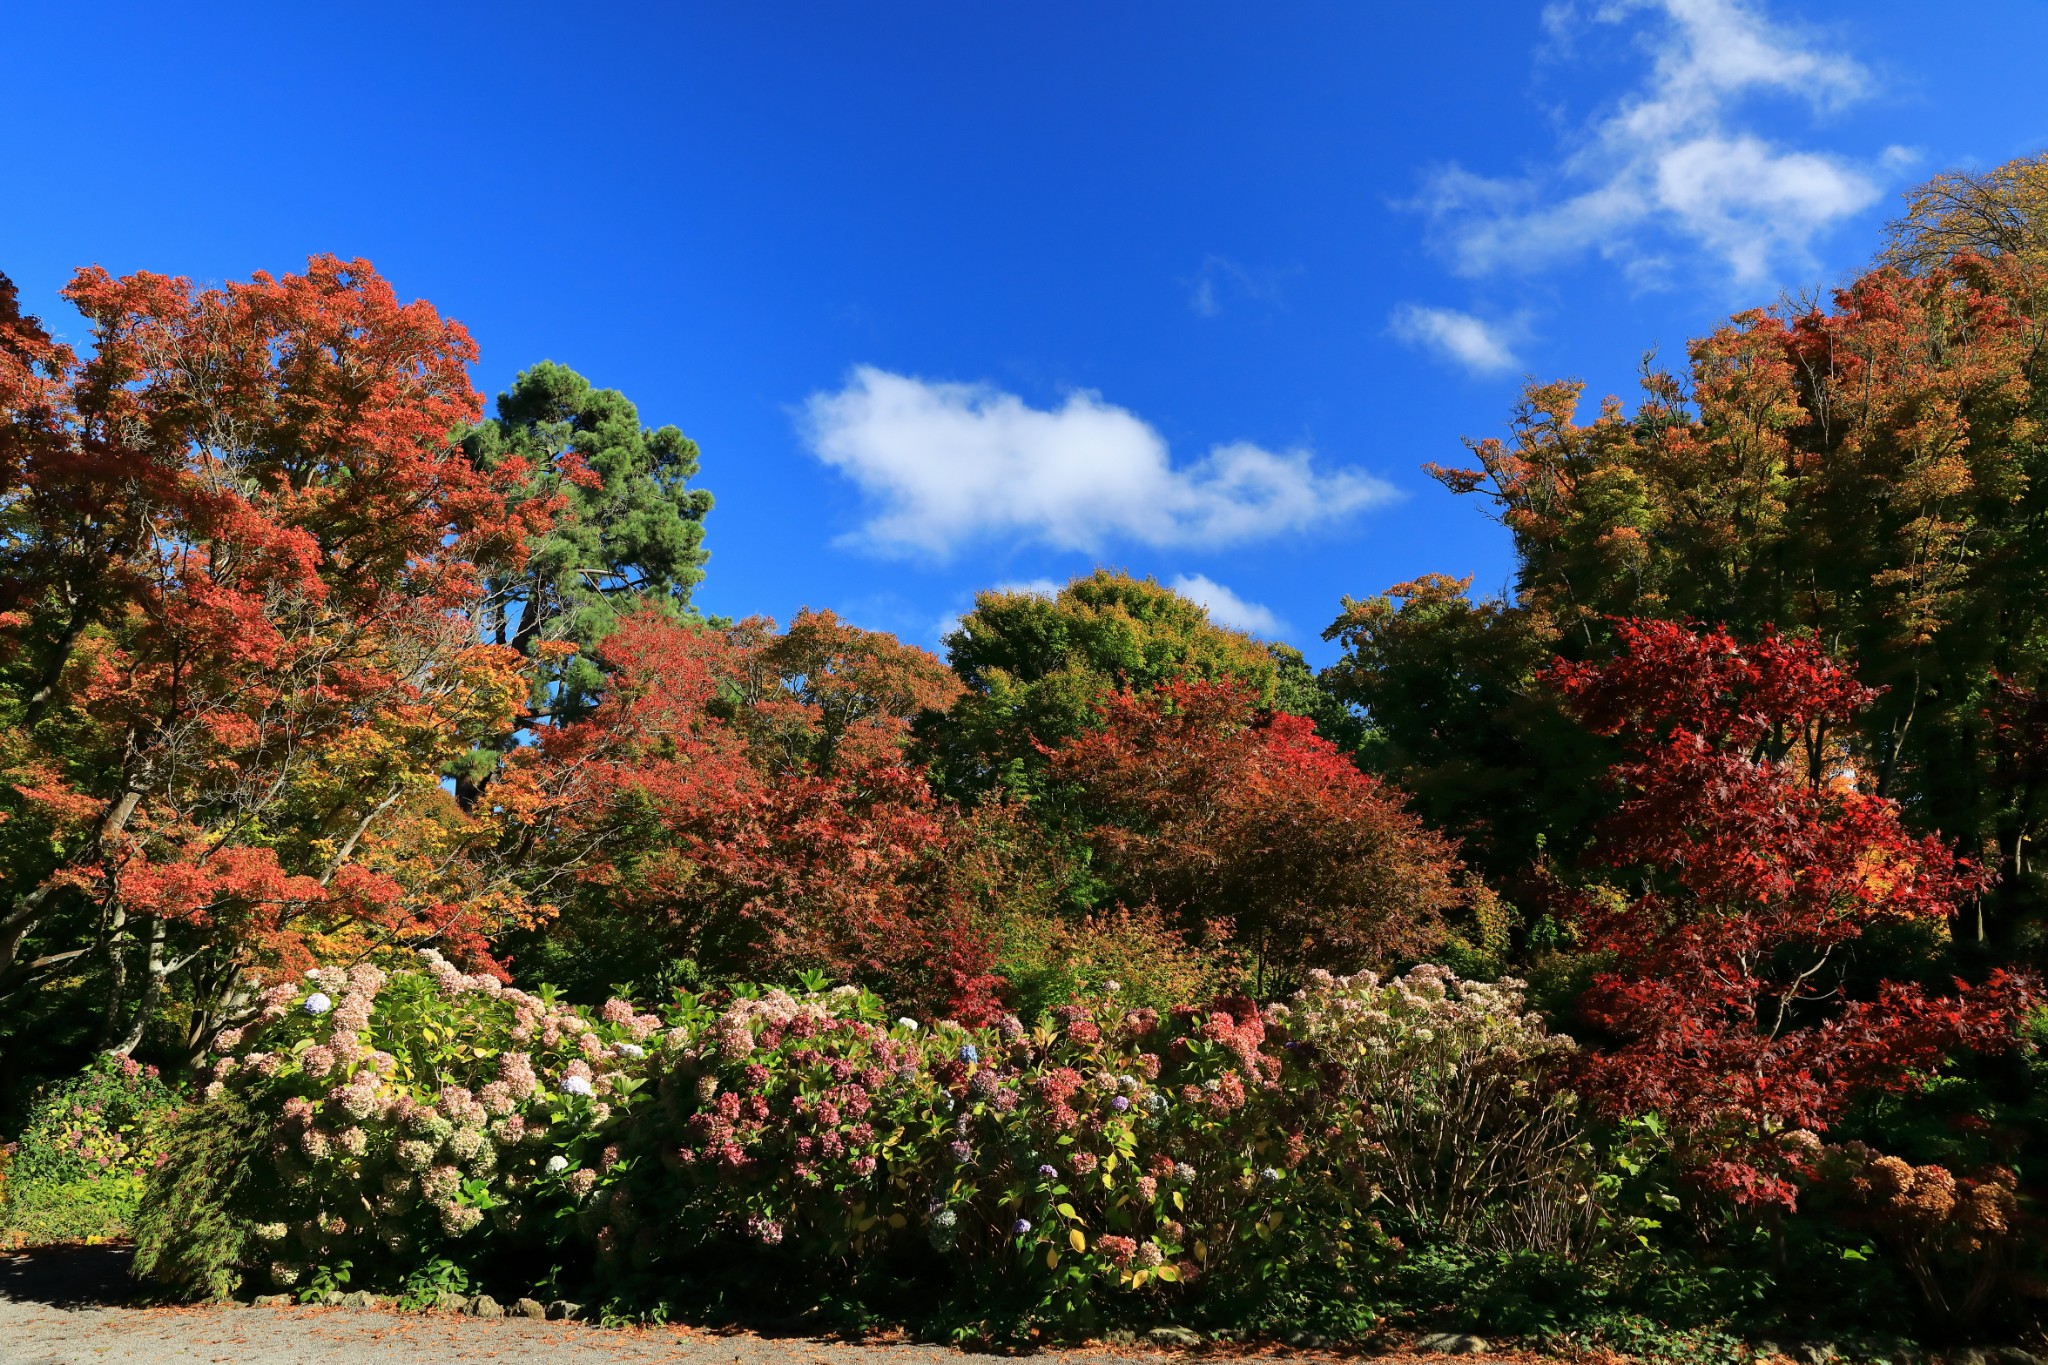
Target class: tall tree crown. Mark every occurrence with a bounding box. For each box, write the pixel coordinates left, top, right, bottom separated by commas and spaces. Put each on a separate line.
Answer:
463, 360, 712, 716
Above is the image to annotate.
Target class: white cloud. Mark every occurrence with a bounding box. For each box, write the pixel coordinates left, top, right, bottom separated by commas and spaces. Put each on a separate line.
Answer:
801, 366, 1396, 558
1168, 574, 1285, 637
1388, 305, 1522, 374
1415, 0, 1887, 285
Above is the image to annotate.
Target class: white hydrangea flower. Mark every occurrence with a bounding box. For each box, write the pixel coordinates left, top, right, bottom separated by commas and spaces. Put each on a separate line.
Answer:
896, 1018, 919, 1032
546, 1155, 569, 1173
560, 1074, 594, 1097
303, 992, 332, 1015
614, 1042, 645, 1058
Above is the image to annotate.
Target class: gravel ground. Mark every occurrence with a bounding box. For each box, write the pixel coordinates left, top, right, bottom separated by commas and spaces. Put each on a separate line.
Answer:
0, 1245, 1549, 1365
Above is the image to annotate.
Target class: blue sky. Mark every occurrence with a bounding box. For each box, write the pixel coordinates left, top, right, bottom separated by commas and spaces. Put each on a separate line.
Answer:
5, 1, 2045, 661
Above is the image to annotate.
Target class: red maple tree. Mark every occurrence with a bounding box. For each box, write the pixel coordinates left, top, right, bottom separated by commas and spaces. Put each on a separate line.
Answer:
1049, 679, 1471, 990
1549, 621, 2030, 1206
508, 609, 996, 1018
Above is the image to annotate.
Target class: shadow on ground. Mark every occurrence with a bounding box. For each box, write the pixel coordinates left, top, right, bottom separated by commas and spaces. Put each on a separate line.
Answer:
0, 1243, 139, 1311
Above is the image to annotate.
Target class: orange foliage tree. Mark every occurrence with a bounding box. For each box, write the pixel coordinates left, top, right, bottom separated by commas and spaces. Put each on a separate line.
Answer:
0, 259, 555, 1056
1424, 247, 2048, 948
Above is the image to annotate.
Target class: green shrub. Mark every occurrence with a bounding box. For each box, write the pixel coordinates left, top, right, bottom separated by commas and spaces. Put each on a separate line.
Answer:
0, 1053, 180, 1244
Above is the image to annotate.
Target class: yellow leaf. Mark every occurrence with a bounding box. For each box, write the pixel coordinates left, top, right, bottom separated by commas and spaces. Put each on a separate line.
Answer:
1104, 1153, 1118, 1173
1047, 1247, 1060, 1270
1057, 1202, 1079, 1221
888, 1213, 907, 1229
1156, 1264, 1180, 1283
1194, 1239, 1208, 1265
1173, 1190, 1184, 1211
1131, 1270, 1150, 1288
857, 1216, 878, 1232
1069, 1228, 1087, 1253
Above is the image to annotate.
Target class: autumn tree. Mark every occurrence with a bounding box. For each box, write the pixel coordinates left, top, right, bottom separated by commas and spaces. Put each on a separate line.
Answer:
1551, 621, 2028, 1207
1884, 150, 2048, 306
505, 609, 990, 1016
1426, 162, 2048, 953
0, 258, 552, 1076
726, 607, 964, 777
1049, 679, 1477, 991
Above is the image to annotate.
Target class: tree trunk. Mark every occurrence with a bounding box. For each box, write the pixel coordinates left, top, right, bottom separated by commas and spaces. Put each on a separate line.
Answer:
109, 917, 169, 1057
21, 589, 93, 729
96, 906, 131, 1050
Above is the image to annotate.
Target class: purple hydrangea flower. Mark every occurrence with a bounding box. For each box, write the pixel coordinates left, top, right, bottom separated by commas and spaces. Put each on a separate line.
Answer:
1037, 1163, 1058, 1180
948, 1140, 974, 1164
958, 1043, 979, 1064
1111, 1095, 1131, 1112
1013, 1218, 1032, 1235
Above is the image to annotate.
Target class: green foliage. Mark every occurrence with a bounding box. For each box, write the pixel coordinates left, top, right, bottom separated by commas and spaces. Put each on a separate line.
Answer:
463, 359, 713, 719
992, 908, 1227, 1025
1319, 573, 1615, 894
1266, 641, 1365, 751
0, 1054, 180, 1245
926, 570, 1278, 801
395, 1256, 473, 1310
130, 1085, 268, 1298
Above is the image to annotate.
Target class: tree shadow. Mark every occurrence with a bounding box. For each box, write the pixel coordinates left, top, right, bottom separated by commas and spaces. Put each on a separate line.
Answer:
0, 1243, 139, 1311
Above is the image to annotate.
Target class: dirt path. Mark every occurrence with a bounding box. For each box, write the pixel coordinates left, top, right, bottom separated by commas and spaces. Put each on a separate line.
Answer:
0, 1246, 1545, 1365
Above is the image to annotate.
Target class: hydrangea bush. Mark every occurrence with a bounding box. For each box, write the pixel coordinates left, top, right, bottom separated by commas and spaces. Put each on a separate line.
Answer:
136, 951, 656, 1299
138, 953, 1588, 1335
1289, 964, 1590, 1255
1, 1054, 179, 1244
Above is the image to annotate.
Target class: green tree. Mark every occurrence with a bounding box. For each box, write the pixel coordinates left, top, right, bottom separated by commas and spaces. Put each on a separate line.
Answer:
1319, 575, 1613, 894
923, 570, 1280, 799
462, 360, 713, 721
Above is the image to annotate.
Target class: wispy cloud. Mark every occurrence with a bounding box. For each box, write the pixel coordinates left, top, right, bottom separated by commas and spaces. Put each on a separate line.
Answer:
1388, 305, 1523, 374
1169, 573, 1285, 637
801, 366, 1396, 558
1187, 255, 1296, 318
1412, 0, 1899, 286
992, 578, 1063, 598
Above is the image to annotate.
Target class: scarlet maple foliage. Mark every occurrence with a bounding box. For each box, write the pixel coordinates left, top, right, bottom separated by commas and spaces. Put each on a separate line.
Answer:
1550, 621, 2031, 1206
0, 259, 552, 1053
1049, 679, 1470, 990
511, 610, 995, 1018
